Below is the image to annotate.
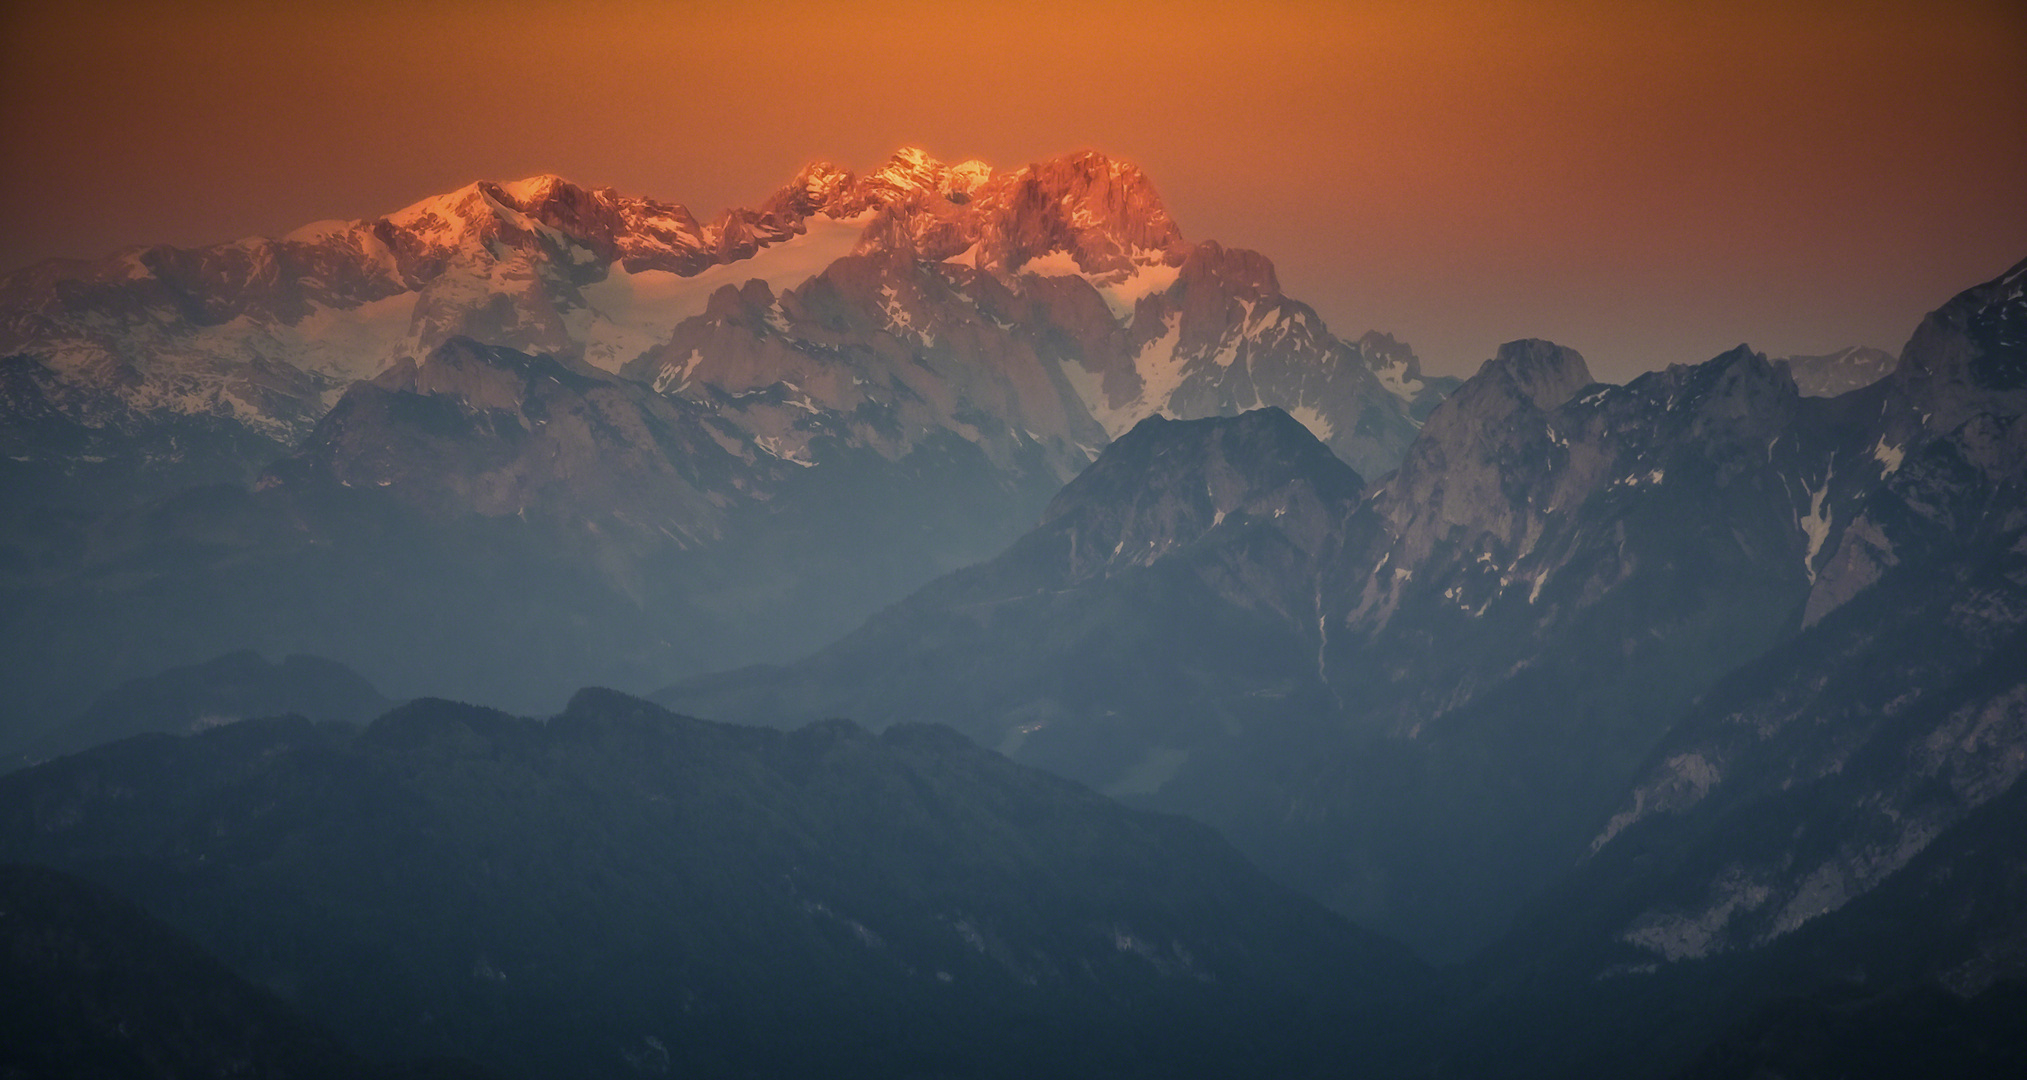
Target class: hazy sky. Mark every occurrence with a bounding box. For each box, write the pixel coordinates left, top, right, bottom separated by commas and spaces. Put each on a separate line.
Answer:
3, 0, 2022, 382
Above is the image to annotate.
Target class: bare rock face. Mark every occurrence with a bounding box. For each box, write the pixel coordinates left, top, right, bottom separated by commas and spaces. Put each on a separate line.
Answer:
624, 256, 1108, 486
969, 150, 1186, 277
1801, 256, 2027, 627
1884, 256, 2027, 481
1589, 533, 2027, 968
1374, 338, 1596, 575
1330, 343, 1825, 733
1039, 238, 1419, 478
1032, 408, 1366, 585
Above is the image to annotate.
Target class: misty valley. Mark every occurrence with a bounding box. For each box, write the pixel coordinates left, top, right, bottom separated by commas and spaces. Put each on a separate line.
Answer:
2, 148, 2024, 1079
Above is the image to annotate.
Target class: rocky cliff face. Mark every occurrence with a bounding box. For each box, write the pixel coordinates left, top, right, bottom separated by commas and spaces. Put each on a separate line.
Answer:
1262, 274, 2022, 952
1548, 256, 2027, 975
1327, 342, 1824, 731
1031, 409, 1366, 584
1584, 534, 2027, 967
624, 253, 1109, 484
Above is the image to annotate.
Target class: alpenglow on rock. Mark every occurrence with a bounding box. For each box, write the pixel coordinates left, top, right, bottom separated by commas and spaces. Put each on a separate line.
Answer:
1, 146, 1450, 504
0, 145, 1461, 742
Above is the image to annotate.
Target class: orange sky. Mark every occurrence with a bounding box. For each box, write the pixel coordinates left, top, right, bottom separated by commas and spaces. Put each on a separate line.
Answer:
2, 0, 2023, 381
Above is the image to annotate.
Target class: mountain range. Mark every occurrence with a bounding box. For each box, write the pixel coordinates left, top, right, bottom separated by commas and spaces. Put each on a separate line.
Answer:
1, 144, 2016, 1078
1, 147, 1459, 748
0, 147, 1453, 498
664, 256, 2027, 965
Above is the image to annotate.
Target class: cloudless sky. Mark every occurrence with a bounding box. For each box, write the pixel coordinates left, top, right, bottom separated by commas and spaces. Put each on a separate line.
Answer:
2, 0, 2022, 382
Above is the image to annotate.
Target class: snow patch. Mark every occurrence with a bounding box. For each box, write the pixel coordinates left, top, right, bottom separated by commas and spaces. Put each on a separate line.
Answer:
1053, 313, 1186, 438
1087, 257, 1181, 322
1799, 464, 1834, 583
1018, 249, 1085, 278
653, 349, 704, 394
1283, 404, 1334, 443
279, 292, 420, 381
1018, 247, 1179, 324
498, 174, 567, 203
753, 435, 817, 467
1130, 314, 1189, 411
283, 219, 352, 243
1870, 435, 1905, 475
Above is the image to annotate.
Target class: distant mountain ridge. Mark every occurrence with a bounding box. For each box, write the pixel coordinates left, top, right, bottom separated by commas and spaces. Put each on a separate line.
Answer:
0, 864, 484, 1080
21, 650, 390, 766
1775, 345, 1897, 397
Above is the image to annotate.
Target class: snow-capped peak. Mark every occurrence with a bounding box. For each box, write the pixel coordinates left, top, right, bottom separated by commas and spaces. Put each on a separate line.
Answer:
791, 161, 856, 211
385, 181, 494, 234
945, 159, 993, 196
889, 145, 941, 172
498, 173, 572, 204
865, 147, 949, 199
283, 218, 355, 243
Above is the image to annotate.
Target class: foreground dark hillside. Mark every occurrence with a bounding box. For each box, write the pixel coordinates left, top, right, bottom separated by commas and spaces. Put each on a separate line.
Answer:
0, 690, 1430, 1080
0, 861, 360, 1080
0, 863, 490, 1080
